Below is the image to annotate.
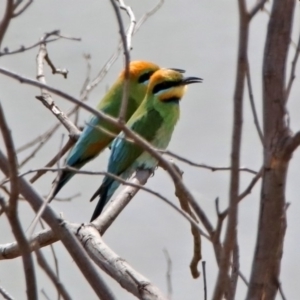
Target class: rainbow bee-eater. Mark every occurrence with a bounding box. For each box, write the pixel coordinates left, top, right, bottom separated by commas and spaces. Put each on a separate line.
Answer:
51, 61, 183, 198
90, 69, 202, 221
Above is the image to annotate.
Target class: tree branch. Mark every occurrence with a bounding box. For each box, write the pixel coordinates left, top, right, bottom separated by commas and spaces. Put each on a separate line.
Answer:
213, 0, 248, 298
0, 104, 37, 300
0, 0, 14, 47
76, 224, 168, 299
0, 150, 116, 300
35, 248, 72, 300
247, 0, 296, 298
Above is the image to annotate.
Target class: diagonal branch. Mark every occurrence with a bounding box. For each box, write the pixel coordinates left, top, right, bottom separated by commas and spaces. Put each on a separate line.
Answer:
248, 0, 268, 20
35, 248, 72, 300
246, 60, 264, 145
0, 104, 37, 300
0, 150, 115, 300
285, 30, 300, 103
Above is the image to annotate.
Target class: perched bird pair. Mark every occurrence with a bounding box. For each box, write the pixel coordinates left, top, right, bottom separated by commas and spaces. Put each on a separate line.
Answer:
51, 61, 202, 221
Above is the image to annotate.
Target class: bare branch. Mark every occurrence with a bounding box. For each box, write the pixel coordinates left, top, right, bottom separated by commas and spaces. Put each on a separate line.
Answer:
0, 104, 37, 300
76, 224, 168, 299
29, 138, 74, 183
277, 279, 287, 300
36, 34, 81, 139
249, 0, 268, 20
12, 0, 33, 17
247, 0, 296, 298
0, 0, 14, 47
0, 37, 59, 57
163, 150, 257, 174
0, 284, 14, 300
213, 0, 248, 298
81, 0, 163, 100
110, 0, 134, 122
285, 31, 300, 103
0, 166, 209, 261
229, 241, 239, 300
0, 150, 116, 300
35, 249, 72, 300
135, 0, 164, 32
0, 228, 57, 260
246, 61, 264, 145
41, 289, 51, 300
9, 165, 208, 239
202, 261, 207, 300
170, 163, 201, 278
237, 167, 263, 201
17, 121, 62, 153
117, 0, 136, 52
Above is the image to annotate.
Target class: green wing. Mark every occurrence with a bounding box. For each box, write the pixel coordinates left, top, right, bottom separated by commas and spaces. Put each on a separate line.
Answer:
107, 108, 163, 175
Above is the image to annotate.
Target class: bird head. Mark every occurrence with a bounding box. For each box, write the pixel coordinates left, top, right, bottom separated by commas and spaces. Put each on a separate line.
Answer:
119, 61, 186, 104
148, 69, 202, 107
119, 61, 160, 103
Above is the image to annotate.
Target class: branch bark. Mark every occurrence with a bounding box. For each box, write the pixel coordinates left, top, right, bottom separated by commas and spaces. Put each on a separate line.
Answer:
247, 0, 296, 299
212, 0, 248, 298
0, 150, 116, 300
0, 0, 13, 47
0, 105, 37, 300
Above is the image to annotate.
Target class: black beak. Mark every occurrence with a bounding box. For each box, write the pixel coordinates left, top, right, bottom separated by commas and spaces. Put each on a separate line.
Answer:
182, 76, 203, 85
168, 68, 186, 73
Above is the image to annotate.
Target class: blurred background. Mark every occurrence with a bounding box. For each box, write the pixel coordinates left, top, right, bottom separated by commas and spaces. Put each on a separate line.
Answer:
0, 0, 300, 299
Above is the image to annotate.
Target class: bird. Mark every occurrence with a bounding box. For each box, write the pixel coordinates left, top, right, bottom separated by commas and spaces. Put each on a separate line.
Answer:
89, 68, 202, 221
51, 61, 169, 199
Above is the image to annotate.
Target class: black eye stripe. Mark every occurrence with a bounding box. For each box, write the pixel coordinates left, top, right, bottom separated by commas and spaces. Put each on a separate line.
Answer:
152, 81, 181, 94
138, 71, 154, 83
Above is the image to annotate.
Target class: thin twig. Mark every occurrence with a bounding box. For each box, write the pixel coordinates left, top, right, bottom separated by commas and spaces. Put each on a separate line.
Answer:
285, 30, 300, 103
0, 30, 80, 57
202, 261, 207, 300
163, 150, 257, 174
135, 0, 164, 32
36, 34, 81, 139
29, 138, 74, 183
39, 220, 61, 300
0, 284, 14, 300
16, 166, 209, 239
229, 241, 240, 300
41, 289, 51, 300
81, 0, 163, 100
277, 280, 287, 300
0, 104, 37, 300
35, 248, 72, 300
246, 60, 264, 145
238, 167, 263, 201
248, 0, 268, 20
12, 0, 33, 17
110, 0, 134, 122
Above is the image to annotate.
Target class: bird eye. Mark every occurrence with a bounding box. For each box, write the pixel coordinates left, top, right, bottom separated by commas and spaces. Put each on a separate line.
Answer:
138, 71, 154, 83
152, 81, 181, 94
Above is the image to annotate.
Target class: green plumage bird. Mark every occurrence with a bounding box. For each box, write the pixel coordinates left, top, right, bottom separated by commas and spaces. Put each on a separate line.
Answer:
90, 68, 202, 221
51, 61, 162, 198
